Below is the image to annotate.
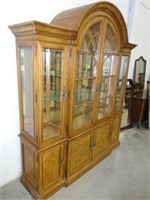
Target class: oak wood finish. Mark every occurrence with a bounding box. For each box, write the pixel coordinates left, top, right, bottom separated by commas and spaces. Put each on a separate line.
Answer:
9, 2, 136, 199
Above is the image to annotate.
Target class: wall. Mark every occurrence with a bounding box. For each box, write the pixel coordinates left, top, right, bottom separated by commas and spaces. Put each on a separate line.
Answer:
128, 0, 150, 85
0, 0, 149, 187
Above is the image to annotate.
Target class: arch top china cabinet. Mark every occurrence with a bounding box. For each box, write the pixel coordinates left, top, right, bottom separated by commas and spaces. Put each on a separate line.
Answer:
9, 1, 136, 199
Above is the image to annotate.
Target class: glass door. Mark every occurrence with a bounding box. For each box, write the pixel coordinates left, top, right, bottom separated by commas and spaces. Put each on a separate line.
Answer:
42, 48, 64, 141
116, 56, 129, 111
72, 23, 100, 130
20, 47, 34, 137
98, 25, 119, 120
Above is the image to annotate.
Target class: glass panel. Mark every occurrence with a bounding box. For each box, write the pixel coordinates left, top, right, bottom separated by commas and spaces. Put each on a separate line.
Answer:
98, 24, 119, 120
42, 49, 63, 141
73, 23, 100, 130
76, 52, 97, 78
20, 47, 34, 137
73, 79, 94, 130
98, 74, 116, 119
75, 79, 94, 104
116, 56, 129, 111
105, 25, 117, 55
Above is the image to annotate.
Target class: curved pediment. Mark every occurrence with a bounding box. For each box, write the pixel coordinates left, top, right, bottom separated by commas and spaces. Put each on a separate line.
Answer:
51, 1, 128, 46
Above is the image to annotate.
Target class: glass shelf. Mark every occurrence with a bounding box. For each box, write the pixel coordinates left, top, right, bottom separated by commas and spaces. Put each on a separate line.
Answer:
51, 70, 62, 77
102, 74, 116, 78
43, 90, 61, 103
51, 90, 61, 102
100, 92, 113, 99
75, 76, 95, 81
76, 69, 97, 79
75, 89, 93, 104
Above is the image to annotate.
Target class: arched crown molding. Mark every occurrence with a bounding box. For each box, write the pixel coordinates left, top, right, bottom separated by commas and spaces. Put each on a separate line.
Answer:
51, 1, 129, 47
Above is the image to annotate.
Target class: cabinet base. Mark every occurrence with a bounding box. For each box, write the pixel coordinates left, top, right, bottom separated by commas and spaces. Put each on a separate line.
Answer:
110, 140, 120, 151
65, 150, 111, 187
20, 175, 64, 200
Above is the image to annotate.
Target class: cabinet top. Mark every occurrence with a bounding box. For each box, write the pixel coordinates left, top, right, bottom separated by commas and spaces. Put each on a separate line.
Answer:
51, 2, 125, 30
8, 1, 136, 50
51, 1, 128, 44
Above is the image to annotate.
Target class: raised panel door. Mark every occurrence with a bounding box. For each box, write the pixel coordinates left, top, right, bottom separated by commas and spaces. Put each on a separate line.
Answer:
40, 142, 65, 192
92, 123, 111, 161
67, 132, 92, 176
22, 143, 38, 190
110, 117, 121, 149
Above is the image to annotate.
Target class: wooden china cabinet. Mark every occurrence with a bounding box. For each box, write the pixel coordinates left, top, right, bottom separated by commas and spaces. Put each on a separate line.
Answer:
9, 2, 136, 199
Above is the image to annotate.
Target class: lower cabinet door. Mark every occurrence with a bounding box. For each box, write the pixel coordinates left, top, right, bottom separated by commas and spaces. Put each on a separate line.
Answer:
110, 116, 121, 149
67, 132, 92, 177
92, 123, 111, 161
39, 142, 65, 193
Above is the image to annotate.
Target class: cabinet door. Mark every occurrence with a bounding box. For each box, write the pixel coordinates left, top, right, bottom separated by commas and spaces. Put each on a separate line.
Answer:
115, 56, 129, 112
92, 123, 111, 161
110, 117, 121, 149
67, 132, 92, 176
72, 23, 100, 131
40, 142, 65, 192
21, 143, 38, 190
19, 47, 35, 139
42, 48, 66, 142
98, 24, 120, 120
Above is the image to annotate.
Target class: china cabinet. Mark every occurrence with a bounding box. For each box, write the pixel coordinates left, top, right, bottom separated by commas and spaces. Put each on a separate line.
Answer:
9, 1, 136, 199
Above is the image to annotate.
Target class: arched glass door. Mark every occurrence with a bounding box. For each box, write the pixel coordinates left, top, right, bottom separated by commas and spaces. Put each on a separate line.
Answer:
98, 24, 119, 120
73, 23, 100, 130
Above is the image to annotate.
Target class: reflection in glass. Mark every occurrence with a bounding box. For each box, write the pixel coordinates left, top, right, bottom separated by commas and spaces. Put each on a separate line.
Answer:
42, 49, 63, 141
73, 23, 100, 130
20, 47, 34, 137
116, 56, 129, 111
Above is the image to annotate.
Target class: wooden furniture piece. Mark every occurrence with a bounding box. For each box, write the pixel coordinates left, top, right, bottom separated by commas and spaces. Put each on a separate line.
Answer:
133, 56, 146, 89
130, 92, 148, 128
9, 2, 136, 199
122, 56, 147, 129
147, 81, 150, 128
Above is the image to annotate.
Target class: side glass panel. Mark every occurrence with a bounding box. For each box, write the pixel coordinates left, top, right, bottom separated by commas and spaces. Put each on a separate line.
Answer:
73, 23, 100, 130
42, 49, 63, 141
98, 25, 119, 119
116, 56, 129, 111
20, 47, 34, 137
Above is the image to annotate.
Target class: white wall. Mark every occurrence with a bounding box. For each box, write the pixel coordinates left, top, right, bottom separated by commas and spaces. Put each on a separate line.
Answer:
128, 0, 150, 85
0, 0, 148, 187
